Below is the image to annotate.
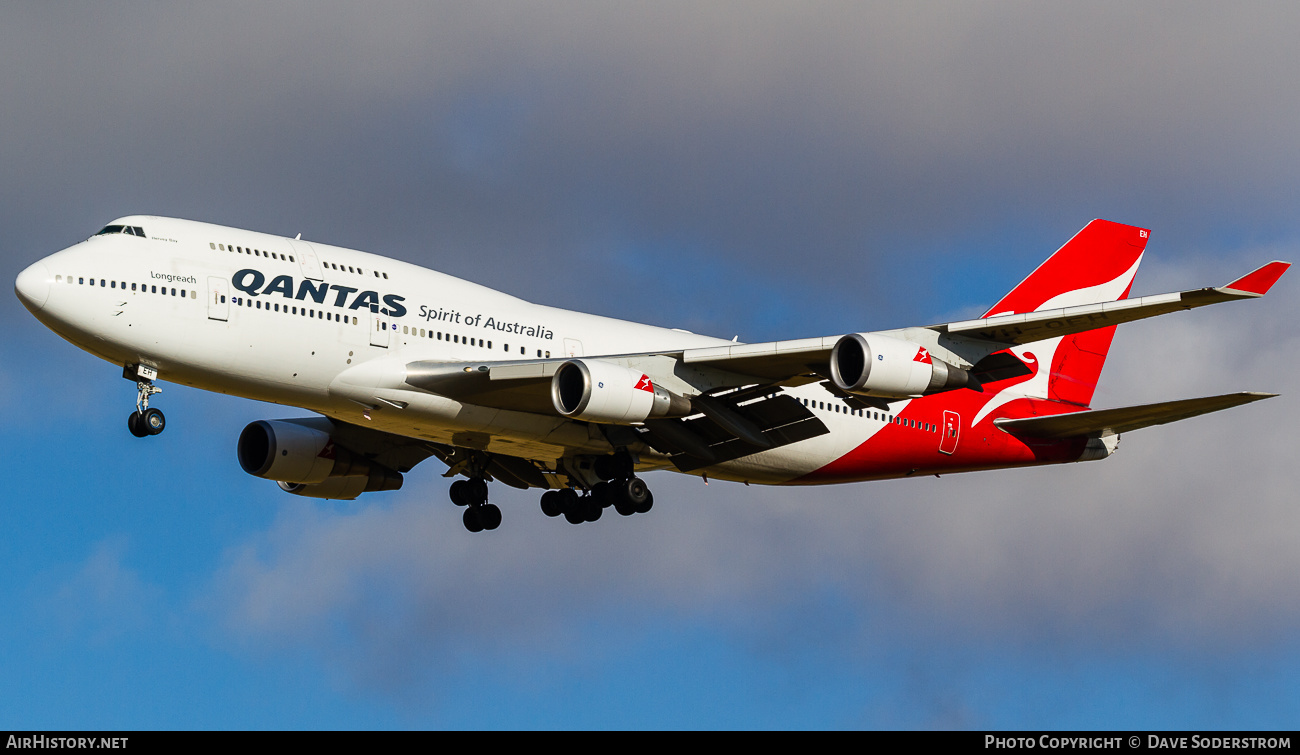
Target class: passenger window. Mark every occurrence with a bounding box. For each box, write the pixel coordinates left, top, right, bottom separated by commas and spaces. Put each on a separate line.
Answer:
171, 288, 176, 296
545, 351, 550, 358
210, 243, 216, 250
382, 273, 388, 279
403, 326, 409, 335
100, 279, 106, 287
78, 277, 84, 284
111, 281, 116, 288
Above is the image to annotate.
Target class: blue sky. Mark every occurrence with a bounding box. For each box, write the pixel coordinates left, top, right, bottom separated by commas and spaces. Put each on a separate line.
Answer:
2, 2, 1299, 729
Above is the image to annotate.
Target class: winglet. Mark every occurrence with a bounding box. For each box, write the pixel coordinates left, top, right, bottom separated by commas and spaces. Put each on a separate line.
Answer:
1221, 261, 1291, 296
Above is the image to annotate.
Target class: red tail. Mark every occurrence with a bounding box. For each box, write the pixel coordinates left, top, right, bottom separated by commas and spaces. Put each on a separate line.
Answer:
987, 220, 1149, 407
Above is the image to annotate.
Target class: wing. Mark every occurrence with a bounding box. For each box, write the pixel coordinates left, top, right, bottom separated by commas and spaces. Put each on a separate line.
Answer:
679, 261, 1291, 380
931, 261, 1291, 345
376, 260, 1284, 478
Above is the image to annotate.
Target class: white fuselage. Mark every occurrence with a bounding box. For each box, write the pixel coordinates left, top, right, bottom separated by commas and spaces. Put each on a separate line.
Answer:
20, 215, 900, 485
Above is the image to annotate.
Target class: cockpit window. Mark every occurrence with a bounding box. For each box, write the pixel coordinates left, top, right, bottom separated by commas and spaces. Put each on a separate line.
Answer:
95, 225, 147, 237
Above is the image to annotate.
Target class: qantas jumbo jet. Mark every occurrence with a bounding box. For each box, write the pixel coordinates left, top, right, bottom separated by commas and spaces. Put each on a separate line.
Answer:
14, 217, 1289, 531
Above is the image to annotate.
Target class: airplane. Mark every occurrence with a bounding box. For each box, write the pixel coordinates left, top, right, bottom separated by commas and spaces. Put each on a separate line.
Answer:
13, 216, 1290, 532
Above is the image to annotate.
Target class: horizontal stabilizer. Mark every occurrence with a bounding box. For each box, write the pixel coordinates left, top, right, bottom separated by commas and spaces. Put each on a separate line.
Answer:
993, 392, 1277, 439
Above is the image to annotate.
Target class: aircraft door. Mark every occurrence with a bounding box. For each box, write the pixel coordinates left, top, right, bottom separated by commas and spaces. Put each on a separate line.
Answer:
564, 338, 583, 357
207, 276, 229, 321
370, 310, 390, 348
287, 238, 324, 280
939, 410, 961, 455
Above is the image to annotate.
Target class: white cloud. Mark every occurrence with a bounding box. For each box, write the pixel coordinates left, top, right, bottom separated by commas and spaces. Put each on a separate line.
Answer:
36, 537, 162, 644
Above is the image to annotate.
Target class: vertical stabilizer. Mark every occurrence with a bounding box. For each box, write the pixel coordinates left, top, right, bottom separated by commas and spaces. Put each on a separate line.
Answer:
985, 220, 1149, 407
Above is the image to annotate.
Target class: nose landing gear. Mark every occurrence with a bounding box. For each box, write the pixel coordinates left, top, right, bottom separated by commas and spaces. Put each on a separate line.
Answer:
124, 363, 164, 438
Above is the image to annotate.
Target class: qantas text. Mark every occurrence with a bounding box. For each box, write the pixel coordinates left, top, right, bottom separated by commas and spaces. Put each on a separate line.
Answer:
231, 269, 407, 317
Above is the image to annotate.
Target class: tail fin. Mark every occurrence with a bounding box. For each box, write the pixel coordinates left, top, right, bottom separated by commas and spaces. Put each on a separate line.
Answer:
986, 220, 1149, 407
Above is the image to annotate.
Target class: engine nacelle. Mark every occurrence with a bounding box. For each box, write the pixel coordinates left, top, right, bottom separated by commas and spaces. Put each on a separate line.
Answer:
277, 477, 391, 500
551, 359, 692, 424
237, 419, 403, 492
829, 333, 977, 398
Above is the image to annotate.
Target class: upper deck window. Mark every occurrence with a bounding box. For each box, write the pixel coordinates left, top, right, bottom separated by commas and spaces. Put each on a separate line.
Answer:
95, 225, 146, 237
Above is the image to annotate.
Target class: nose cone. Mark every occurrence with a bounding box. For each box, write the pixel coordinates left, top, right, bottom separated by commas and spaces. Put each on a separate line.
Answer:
15, 261, 51, 311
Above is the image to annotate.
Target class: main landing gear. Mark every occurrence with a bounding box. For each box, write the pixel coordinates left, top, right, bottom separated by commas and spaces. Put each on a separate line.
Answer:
450, 477, 502, 533
538, 476, 654, 525
124, 364, 165, 438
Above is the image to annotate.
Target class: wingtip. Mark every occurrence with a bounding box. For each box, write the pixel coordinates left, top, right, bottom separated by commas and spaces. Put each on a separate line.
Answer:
1223, 261, 1291, 296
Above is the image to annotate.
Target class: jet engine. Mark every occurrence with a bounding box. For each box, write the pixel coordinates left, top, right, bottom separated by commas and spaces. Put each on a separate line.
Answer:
237, 419, 402, 499
829, 333, 977, 398
551, 359, 692, 424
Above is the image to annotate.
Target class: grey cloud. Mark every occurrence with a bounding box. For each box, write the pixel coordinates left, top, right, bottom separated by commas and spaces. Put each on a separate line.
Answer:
5, 3, 1300, 335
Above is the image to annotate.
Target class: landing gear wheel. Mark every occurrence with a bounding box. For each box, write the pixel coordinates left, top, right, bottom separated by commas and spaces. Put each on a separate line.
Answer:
463, 506, 485, 533
479, 503, 502, 531
540, 490, 563, 517
464, 477, 488, 506
127, 411, 148, 438
635, 490, 654, 515
622, 477, 649, 507
557, 488, 584, 524
141, 407, 166, 436
450, 479, 469, 506
582, 495, 603, 523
